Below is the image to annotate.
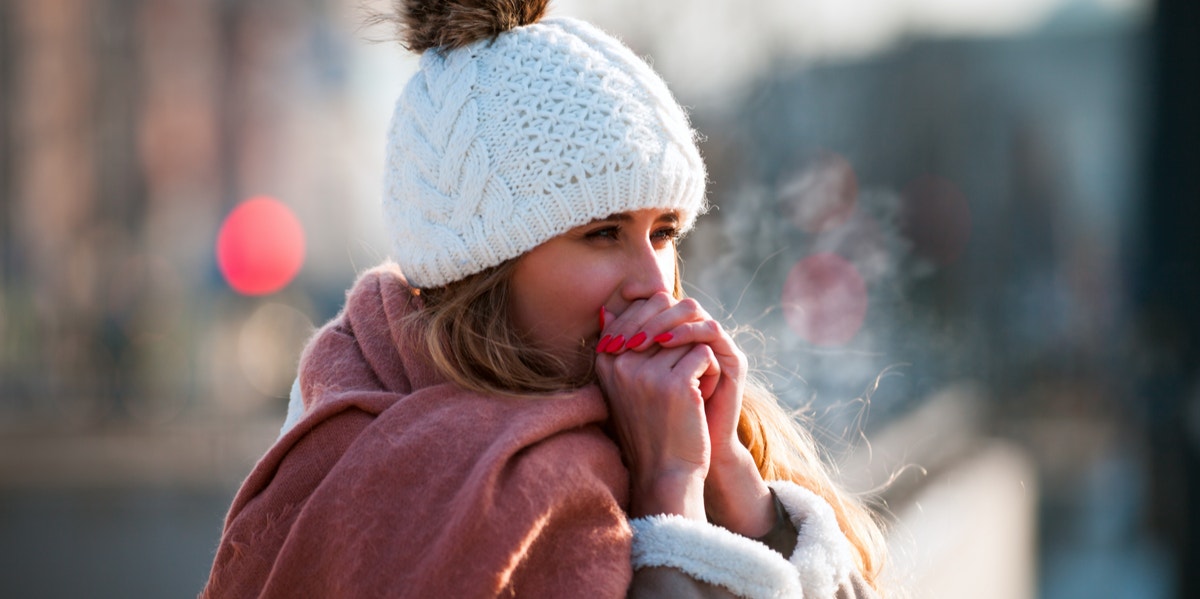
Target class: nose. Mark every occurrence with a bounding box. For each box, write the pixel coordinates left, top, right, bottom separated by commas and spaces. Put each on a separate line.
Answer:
619, 240, 674, 302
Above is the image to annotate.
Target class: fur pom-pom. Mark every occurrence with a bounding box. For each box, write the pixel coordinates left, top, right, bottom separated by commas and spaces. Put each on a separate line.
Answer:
395, 0, 550, 53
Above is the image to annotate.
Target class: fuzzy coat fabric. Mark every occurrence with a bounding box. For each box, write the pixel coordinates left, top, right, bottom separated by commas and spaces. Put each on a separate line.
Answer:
201, 263, 633, 598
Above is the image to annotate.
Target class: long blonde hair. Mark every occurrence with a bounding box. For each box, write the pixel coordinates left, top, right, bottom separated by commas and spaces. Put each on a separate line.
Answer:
405, 256, 888, 591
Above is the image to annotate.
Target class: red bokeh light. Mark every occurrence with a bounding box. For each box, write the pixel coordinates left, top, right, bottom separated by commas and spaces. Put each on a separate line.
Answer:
216, 196, 305, 296
781, 253, 868, 346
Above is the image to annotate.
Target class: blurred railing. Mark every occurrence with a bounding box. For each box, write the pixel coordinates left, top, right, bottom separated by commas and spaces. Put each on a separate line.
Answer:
844, 385, 1037, 598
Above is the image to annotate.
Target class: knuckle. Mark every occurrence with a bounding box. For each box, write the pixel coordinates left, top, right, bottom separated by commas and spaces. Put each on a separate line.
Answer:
617, 301, 642, 320
648, 292, 673, 311
677, 298, 701, 313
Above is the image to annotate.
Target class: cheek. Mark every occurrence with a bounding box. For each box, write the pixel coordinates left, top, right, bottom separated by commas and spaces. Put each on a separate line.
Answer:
510, 260, 614, 348
551, 266, 616, 334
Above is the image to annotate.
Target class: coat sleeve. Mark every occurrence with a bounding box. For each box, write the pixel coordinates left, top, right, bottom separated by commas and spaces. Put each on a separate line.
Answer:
628, 567, 742, 598
625, 481, 879, 599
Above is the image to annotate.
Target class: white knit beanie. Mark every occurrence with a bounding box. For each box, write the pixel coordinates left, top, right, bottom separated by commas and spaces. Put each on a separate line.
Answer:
383, 1, 708, 288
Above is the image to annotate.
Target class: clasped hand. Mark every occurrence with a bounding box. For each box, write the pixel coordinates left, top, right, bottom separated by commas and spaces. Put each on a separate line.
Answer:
595, 293, 774, 537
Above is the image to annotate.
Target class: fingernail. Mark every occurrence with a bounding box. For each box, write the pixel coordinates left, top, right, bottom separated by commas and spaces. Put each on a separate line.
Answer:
599, 306, 607, 330
625, 331, 647, 349
653, 332, 673, 343
596, 335, 612, 353
606, 335, 625, 353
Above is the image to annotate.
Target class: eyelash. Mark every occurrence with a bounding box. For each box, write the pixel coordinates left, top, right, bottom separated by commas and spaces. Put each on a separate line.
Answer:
587, 226, 681, 244
655, 227, 682, 243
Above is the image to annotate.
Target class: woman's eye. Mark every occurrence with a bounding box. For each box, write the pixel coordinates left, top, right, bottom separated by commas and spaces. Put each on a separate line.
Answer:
651, 227, 681, 244
586, 226, 619, 241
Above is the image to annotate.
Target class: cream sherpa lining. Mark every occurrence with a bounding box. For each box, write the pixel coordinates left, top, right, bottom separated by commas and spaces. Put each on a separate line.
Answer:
630, 513, 801, 598
771, 481, 858, 598
630, 481, 857, 599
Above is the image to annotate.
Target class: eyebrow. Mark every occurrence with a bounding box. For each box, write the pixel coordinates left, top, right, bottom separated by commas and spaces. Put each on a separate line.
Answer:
588, 211, 680, 225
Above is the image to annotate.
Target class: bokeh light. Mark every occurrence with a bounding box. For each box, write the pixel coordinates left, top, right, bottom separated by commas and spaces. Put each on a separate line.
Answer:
779, 151, 859, 234
237, 302, 314, 399
900, 176, 972, 267
216, 196, 306, 295
781, 252, 869, 346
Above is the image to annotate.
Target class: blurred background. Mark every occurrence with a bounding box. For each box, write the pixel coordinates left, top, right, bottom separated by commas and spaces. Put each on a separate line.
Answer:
1, 0, 1196, 596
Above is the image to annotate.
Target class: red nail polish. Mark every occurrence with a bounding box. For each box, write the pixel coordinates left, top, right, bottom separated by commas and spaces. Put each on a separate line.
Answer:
597, 335, 612, 353
607, 335, 625, 353
625, 332, 647, 349
653, 332, 673, 343
599, 306, 607, 330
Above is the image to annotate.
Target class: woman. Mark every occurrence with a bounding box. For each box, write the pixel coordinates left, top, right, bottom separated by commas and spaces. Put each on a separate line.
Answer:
202, 1, 888, 597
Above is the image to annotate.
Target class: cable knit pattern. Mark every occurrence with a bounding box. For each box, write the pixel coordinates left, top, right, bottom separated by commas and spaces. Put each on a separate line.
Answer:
385, 16, 707, 287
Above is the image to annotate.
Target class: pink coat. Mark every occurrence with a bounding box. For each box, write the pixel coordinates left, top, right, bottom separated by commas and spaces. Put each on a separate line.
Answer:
202, 263, 633, 597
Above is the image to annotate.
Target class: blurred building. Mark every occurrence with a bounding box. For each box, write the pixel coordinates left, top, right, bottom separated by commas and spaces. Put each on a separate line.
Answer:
1, 1, 367, 593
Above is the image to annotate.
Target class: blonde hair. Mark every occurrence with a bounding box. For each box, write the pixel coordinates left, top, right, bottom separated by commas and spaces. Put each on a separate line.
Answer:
406, 258, 590, 395
406, 257, 888, 591
738, 379, 889, 590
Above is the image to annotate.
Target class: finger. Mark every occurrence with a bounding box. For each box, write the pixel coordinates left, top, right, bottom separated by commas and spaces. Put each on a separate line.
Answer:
599, 292, 675, 354
657, 319, 721, 346
597, 340, 673, 386
597, 301, 638, 354
655, 319, 741, 361
597, 299, 639, 353
697, 348, 720, 399
657, 316, 739, 357
608, 341, 685, 374
658, 322, 747, 401
671, 344, 720, 393
619, 297, 713, 354
634, 298, 710, 346
605, 343, 703, 394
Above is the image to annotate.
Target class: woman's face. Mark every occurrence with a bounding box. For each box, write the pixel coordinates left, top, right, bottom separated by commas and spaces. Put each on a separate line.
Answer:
508, 208, 681, 378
